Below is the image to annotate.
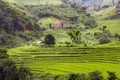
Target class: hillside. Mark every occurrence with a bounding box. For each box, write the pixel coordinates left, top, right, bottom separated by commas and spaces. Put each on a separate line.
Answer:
93, 5, 120, 20
0, 1, 42, 48
4, 0, 63, 5
24, 4, 97, 29
2, 0, 120, 46
88, 20, 120, 34
8, 0, 119, 7
4, 0, 120, 11
0, 0, 120, 80
63, 0, 119, 11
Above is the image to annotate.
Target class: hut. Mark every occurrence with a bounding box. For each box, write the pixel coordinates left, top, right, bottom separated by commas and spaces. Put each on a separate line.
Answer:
51, 20, 69, 29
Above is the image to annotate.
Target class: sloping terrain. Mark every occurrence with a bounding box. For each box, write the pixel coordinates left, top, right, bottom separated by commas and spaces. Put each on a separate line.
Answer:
1, 0, 120, 79
0, 1, 42, 48
93, 6, 116, 20
93, 5, 120, 20
8, 44, 120, 79
24, 4, 97, 29
3, 0, 63, 5
4, 0, 119, 10
88, 20, 120, 34
63, 0, 119, 11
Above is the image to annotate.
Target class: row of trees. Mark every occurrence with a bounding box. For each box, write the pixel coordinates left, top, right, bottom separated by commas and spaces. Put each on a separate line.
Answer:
44, 28, 120, 46
44, 30, 82, 47
34, 71, 119, 80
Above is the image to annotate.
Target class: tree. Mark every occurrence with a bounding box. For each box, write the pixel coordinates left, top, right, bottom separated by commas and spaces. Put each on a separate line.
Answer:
114, 33, 120, 41
44, 34, 55, 47
99, 38, 111, 44
100, 26, 107, 31
18, 67, 32, 80
107, 71, 119, 80
0, 48, 9, 59
67, 73, 78, 80
67, 30, 81, 44
89, 71, 103, 80
0, 48, 32, 80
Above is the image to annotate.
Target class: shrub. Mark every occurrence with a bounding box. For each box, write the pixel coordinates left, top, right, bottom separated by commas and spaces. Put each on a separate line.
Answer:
103, 30, 112, 37
44, 34, 56, 47
67, 30, 81, 44
114, 33, 120, 41
99, 38, 111, 44
0, 48, 9, 59
107, 71, 119, 80
17, 67, 32, 80
89, 71, 103, 80
32, 71, 120, 80
0, 35, 20, 48
94, 32, 108, 39
67, 73, 78, 80
0, 48, 32, 80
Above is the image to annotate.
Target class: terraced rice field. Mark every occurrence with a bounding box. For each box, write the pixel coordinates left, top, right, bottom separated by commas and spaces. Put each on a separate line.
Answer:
8, 46, 120, 77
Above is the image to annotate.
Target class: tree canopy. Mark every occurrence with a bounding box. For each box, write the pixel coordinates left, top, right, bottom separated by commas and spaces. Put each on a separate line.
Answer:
67, 30, 81, 44
44, 34, 56, 47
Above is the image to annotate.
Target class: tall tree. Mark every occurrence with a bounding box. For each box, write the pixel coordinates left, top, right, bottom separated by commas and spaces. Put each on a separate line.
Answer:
67, 30, 81, 44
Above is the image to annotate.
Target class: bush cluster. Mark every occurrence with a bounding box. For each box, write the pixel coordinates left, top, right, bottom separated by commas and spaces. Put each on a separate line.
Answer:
34, 71, 119, 80
0, 48, 32, 80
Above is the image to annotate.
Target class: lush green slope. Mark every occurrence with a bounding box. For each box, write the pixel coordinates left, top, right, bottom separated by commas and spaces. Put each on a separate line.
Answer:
93, 6, 116, 20
0, 1, 41, 32
97, 20, 120, 34
24, 4, 97, 29
4, 0, 63, 5
8, 44, 120, 79
88, 20, 120, 34
93, 6, 120, 20
0, 1, 42, 48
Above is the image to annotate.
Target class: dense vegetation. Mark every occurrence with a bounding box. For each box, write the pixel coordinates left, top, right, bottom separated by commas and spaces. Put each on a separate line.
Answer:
0, 48, 32, 80
33, 71, 119, 80
110, 5, 120, 19
0, 1, 42, 48
1, 0, 120, 80
24, 4, 98, 29
4, 0, 63, 5
0, 1, 41, 33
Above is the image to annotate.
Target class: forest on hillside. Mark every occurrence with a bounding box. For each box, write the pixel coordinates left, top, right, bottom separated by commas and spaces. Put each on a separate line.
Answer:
0, 1, 43, 48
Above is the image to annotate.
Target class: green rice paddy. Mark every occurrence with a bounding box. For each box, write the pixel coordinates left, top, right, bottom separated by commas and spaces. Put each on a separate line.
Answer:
8, 43, 120, 77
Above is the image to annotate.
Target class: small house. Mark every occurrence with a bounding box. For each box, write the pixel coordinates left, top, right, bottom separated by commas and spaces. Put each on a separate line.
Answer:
51, 20, 69, 29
